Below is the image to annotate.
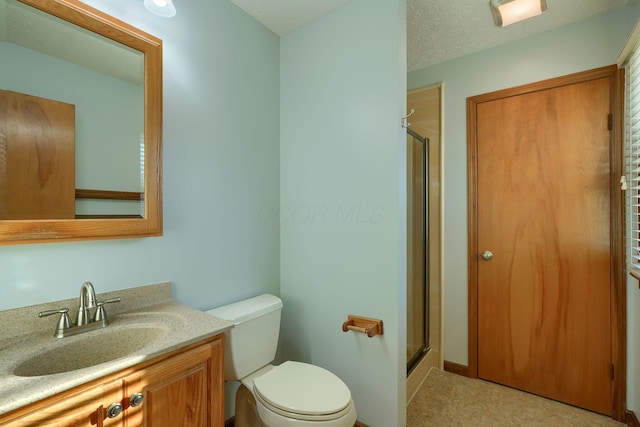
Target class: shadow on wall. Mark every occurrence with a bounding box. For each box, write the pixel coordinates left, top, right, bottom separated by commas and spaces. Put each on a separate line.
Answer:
277, 296, 312, 364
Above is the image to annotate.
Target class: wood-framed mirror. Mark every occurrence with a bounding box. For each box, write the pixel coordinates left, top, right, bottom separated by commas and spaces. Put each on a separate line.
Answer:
0, 0, 162, 245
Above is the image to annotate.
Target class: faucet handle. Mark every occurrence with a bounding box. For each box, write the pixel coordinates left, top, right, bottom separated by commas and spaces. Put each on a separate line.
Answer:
93, 297, 121, 323
39, 308, 72, 336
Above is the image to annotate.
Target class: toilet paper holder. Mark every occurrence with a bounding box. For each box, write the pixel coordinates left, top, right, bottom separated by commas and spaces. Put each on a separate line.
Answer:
341, 315, 383, 338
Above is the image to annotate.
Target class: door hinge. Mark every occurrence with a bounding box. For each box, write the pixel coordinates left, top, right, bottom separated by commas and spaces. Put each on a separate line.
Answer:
621, 176, 628, 191
608, 113, 613, 131
611, 364, 615, 381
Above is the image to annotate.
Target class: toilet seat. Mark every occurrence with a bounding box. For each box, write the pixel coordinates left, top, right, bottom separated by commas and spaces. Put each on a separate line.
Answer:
252, 361, 353, 422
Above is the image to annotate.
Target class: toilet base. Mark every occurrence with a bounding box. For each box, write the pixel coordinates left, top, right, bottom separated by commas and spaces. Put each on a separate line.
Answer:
235, 384, 265, 427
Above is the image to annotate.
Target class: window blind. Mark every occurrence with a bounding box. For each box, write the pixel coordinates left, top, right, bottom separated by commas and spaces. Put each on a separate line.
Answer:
625, 40, 640, 272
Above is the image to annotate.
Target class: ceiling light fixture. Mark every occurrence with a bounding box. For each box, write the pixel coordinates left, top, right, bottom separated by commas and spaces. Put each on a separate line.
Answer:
144, 0, 176, 17
490, 0, 547, 27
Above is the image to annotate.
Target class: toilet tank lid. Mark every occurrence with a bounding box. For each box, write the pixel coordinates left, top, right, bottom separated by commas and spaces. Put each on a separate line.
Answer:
206, 294, 282, 325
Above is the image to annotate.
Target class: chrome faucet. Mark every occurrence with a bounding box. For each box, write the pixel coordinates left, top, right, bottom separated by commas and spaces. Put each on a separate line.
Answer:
39, 281, 120, 338
77, 281, 97, 326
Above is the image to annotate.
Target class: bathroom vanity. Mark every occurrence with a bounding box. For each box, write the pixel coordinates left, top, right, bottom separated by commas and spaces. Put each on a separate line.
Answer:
0, 335, 224, 427
1, 336, 223, 426
0, 283, 233, 426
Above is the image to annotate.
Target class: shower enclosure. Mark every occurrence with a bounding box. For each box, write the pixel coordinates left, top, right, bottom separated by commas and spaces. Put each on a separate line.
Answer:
406, 127, 429, 373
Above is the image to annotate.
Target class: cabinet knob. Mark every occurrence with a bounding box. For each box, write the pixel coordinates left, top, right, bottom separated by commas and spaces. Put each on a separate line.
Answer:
130, 392, 144, 407
106, 402, 123, 418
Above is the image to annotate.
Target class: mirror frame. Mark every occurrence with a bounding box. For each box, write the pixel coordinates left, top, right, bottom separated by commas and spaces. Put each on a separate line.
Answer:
1, 0, 162, 245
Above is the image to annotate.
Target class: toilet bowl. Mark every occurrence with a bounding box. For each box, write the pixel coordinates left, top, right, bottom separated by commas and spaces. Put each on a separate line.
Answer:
243, 362, 356, 426
206, 295, 356, 427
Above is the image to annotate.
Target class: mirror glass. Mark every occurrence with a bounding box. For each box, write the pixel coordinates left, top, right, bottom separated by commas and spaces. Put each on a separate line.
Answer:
1, 0, 144, 218
0, 0, 162, 244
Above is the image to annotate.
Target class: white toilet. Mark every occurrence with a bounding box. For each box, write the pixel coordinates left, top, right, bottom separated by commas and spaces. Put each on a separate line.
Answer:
206, 294, 357, 427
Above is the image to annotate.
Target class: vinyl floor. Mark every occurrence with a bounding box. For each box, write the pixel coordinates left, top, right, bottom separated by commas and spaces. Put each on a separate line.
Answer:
407, 368, 626, 427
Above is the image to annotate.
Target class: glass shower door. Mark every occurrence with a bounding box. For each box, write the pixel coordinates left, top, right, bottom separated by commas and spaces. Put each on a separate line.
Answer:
407, 128, 429, 373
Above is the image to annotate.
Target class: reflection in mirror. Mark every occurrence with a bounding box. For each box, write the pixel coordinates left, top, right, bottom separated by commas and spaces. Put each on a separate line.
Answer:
0, 0, 162, 244
1, 0, 144, 218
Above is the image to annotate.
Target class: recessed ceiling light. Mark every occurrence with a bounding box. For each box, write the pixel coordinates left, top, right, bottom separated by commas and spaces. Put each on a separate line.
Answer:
143, 0, 176, 18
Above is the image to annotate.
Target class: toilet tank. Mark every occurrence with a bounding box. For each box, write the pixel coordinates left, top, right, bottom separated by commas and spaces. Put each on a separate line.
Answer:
206, 294, 283, 381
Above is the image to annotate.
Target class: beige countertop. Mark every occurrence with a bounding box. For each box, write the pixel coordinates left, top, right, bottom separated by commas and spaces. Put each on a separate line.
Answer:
0, 282, 233, 415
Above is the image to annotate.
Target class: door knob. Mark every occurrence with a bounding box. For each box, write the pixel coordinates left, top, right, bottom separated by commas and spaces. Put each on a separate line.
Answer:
481, 250, 493, 260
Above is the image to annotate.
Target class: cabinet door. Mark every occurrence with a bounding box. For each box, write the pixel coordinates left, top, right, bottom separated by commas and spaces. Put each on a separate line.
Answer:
126, 338, 224, 427
1, 378, 123, 427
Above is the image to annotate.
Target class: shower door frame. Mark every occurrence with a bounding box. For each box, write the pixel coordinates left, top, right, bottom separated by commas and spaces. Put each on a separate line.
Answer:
407, 127, 429, 374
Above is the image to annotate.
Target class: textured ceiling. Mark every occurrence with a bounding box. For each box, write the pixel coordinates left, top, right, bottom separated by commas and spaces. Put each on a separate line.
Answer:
231, 0, 637, 72
408, 0, 635, 71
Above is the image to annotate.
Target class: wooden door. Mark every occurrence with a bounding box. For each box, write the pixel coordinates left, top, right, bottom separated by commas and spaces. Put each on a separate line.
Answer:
0, 90, 75, 219
469, 69, 615, 414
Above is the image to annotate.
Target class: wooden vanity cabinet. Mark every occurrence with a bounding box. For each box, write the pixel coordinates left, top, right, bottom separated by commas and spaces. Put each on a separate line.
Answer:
124, 337, 224, 427
0, 335, 224, 427
0, 378, 123, 427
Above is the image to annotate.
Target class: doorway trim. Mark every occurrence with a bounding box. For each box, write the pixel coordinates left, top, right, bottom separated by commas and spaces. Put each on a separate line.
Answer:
466, 65, 626, 421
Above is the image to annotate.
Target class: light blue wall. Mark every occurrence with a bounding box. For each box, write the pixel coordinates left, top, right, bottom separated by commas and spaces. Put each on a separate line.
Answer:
0, 0, 280, 312
279, 0, 407, 425
408, 5, 639, 413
